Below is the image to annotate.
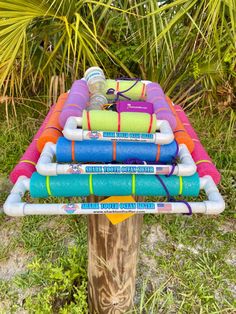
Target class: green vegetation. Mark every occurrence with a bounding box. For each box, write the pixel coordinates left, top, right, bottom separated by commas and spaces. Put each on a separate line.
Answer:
0, 0, 235, 113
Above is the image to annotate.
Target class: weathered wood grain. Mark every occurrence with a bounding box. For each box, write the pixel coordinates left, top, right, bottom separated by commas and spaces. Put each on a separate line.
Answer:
87, 196, 143, 314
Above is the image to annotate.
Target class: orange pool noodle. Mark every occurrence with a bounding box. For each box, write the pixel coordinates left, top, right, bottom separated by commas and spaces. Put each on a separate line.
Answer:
37, 93, 68, 152
166, 97, 194, 153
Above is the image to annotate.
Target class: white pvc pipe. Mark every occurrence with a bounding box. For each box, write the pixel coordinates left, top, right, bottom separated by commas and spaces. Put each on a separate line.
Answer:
62, 116, 174, 144
36, 143, 196, 176
3, 175, 225, 217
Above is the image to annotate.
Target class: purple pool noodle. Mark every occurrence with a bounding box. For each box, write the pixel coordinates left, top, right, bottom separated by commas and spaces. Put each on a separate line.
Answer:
59, 80, 89, 127
146, 83, 176, 130
9, 104, 55, 184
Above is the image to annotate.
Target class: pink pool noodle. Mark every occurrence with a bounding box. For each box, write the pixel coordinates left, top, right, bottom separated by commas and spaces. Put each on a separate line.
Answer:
59, 80, 89, 127
9, 104, 55, 184
146, 83, 177, 130
175, 105, 221, 184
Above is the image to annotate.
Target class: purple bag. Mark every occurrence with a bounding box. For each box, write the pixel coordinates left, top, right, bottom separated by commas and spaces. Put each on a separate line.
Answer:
116, 100, 154, 114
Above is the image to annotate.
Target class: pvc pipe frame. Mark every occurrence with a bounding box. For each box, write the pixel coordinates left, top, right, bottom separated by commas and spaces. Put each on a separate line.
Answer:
3, 175, 225, 216
36, 142, 196, 176
63, 117, 174, 144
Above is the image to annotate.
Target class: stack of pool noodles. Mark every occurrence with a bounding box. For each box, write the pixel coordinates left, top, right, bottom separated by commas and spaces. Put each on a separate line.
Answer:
9, 73, 221, 207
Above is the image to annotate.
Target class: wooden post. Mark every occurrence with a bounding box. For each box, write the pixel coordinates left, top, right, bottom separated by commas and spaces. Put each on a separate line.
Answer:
87, 196, 143, 314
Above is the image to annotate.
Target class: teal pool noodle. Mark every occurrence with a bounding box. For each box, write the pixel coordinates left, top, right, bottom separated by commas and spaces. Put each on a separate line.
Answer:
30, 173, 200, 198
30, 172, 90, 198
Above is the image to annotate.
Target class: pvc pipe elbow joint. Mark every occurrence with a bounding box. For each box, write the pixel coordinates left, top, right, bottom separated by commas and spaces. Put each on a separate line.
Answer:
176, 144, 197, 176
63, 117, 83, 141
201, 175, 225, 214
36, 142, 57, 176
4, 194, 26, 217
3, 176, 28, 216
155, 120, 174, 144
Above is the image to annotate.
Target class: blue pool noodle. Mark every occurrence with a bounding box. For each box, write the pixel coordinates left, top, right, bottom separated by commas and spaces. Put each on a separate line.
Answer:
56, 137, 178, 163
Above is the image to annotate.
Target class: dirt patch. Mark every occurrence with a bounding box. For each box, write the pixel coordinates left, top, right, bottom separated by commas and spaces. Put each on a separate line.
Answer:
218, 220, 236, 234
225, 248, 236, 267
0, 286, 39, 314
39, 216, 76, 246
0, 300, 12, 314
39, 216, 72, 233
0, 248, 32, 280
15, 286, 40, 313
175, 243, 201, 255
226, 280, 236, 299
0, 177, 12, 194
142, 224, 167, 249
0, 217, 22, 247
136, 223, 169, 301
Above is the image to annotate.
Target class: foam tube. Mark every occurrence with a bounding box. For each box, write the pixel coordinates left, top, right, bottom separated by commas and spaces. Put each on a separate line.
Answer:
30, 172, 200, 198
82, 110, 156, 133
37, 93, 68, 152
105, 79, 147, 101
59, 80, 89, 127
165, 97, 195, 153
9, 104, 55, 184
4, 175, 225, 216
175, 105, 221, 184
146, 83, 177, 130
56, 137, 178, 163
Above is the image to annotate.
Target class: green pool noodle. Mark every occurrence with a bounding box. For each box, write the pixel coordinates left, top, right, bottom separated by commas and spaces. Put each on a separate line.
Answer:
105, 79, 146, 101
82, 110, 156, 133
30, 173, 200, 198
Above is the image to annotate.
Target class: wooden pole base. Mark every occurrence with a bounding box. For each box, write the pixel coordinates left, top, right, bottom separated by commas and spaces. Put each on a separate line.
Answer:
87, 196, 143, 314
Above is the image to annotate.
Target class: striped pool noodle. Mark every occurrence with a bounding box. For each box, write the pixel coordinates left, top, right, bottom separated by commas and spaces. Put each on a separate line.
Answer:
146, 83, 177, 130
106, 79, 147, 101
37, 93, 68, 152
175, 105, 221, 184
30, 172, 200, 198
165, 97, 194, 153
82, 110, 156, 133
59, 80, 89, 127
56, 137, 178, 163
9, 104, 55, 184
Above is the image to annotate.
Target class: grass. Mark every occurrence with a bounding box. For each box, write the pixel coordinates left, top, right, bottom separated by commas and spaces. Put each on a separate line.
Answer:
0, 101, 235, 313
